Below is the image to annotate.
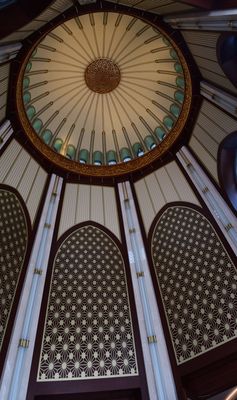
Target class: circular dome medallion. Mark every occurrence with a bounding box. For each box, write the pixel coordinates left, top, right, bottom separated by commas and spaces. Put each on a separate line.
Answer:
85, 58, 121, 94
16, 11, 193, 178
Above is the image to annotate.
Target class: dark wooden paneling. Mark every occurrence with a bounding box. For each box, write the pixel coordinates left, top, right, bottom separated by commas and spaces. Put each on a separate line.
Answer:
34, 388, 142, 400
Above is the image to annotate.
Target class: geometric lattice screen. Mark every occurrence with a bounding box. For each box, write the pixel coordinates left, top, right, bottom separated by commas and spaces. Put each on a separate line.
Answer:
38, 224, 138, 381
151, 205, 237, 364
0, 188, 28, 350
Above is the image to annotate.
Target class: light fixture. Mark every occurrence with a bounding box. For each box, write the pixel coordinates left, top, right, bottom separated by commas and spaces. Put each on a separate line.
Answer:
225, 388, 237, 400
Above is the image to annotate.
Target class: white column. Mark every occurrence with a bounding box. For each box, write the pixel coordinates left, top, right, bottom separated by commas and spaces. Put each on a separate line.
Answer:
118, 182, 178, 400
0, 174, 63, 400
0, 43, 22, 63
177, 147, 237, 255
200, 81, 237, 117
165, 9, 237, 31
0, 120, 13, 149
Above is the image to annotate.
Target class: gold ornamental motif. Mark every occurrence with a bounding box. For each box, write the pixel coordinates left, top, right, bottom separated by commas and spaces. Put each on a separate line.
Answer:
85, 58, 121, 94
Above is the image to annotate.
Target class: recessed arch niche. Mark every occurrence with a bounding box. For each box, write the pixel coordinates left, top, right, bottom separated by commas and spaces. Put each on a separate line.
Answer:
0, 185, 29, 362
217, 33, 237, 89
218, 131, 237, 212
37, 223, 138, 381
150, 203, 237, 365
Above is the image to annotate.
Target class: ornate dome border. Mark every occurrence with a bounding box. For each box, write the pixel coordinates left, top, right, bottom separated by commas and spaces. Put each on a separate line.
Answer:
11, 2, 197, 179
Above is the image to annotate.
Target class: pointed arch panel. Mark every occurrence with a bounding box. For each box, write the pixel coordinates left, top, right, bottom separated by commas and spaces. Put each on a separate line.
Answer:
151, 204, 237, 364
0, 186, 29, 351
37, 223, 138, 381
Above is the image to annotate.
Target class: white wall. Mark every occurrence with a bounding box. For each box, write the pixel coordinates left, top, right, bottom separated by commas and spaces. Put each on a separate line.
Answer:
0, 63, 10, 122
58, 183, 121, 240
189, 99, 237, 182
135, 160, 199, 234
0, 139, 48, 224
181, 30, 237, 95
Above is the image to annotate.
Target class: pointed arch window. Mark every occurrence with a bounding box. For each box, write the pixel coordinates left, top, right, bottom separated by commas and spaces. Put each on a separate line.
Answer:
217, 33, 237, 89
150, 204, 237, 364
0, 186, 28, 354
218, 131, 237, 211
37, 224, 138, 381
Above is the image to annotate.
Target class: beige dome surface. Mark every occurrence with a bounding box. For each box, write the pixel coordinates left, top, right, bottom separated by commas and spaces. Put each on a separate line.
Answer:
19, 11, 191, 175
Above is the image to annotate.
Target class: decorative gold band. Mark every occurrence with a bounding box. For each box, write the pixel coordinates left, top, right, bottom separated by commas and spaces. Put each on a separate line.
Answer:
148, 335, 157, 344
34, 268, 43, 275
225, 223, 233, 232
202, 186, 209, 194
19, 338, 30, 348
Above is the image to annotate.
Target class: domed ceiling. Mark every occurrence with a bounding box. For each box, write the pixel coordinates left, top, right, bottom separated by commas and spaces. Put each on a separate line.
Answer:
16, 11, 192, 177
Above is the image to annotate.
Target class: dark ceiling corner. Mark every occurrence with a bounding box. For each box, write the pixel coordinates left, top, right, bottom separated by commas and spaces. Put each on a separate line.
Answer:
0, 0, 54, 40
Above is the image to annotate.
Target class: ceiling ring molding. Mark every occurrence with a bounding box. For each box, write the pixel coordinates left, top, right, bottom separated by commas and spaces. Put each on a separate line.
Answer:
15, 9, 193, 178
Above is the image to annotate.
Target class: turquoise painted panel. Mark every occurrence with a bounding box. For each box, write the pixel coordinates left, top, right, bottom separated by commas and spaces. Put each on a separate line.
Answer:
42, 130, 52, 144
174, 90, 184, 104
25, 62, 32, 73
154, 127, 166, 141
23, 92, 31, 105
32, 118, 43, 133
93, 151, 103, 165
66, 145, 76, 160
133, 142, 144, 156
170, 103, 181, 118
120, 147, 132, 162
170, 49, 178, 60
26, 106, 36, 120
53, 139, 63, 153
23, 77, 30, 89
176, 76, 185, 89
79, 149, 89, 163
174, 63, 183, 74
163, 116, 174, 130
144, 135, 156, 150
106, 150, 117, 165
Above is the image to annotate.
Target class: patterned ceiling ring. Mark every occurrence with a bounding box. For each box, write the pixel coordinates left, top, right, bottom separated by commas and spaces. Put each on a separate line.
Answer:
16, 11, 192, 177
38, 224, 138, 381
151, 205, 237, 365
0, 188, 28, 351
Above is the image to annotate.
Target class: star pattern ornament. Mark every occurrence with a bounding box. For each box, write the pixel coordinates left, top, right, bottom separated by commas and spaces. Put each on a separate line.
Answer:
0, 189, 28, 349
38, 225, 138, 381
151, 206, 237, 364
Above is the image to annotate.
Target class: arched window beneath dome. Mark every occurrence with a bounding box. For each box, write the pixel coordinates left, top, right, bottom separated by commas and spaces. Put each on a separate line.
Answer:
150, 203, 237, 365
36, 223, 138, 382
217, 33, 237, 89
0, 0, 15, 10
218, 131, 237, 212
0, 185, 29, 374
